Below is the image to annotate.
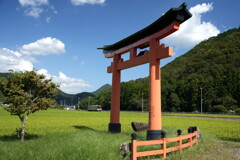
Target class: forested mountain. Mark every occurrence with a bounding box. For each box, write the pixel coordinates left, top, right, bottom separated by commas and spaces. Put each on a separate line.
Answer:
55, 84, 111, 105
87, 28, 240, 113
56, 89, 95, 106
92, 84, 111, 96
160, 28, 240, 112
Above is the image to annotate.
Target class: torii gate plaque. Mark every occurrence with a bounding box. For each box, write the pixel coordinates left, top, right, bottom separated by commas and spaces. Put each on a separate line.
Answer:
98, 3, 191, 140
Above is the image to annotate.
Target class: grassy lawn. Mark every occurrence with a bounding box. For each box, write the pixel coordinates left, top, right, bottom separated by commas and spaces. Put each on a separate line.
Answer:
0, 108, 240, 160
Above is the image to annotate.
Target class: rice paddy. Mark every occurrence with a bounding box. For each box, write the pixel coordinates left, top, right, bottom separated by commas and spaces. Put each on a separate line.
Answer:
0, 108, 240, 159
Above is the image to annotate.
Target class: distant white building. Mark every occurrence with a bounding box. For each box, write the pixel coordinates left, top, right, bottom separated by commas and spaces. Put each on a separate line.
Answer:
0, 102, 9, 107
64, 106, 76, 110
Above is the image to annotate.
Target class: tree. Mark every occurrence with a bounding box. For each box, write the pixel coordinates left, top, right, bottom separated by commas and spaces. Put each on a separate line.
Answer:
78, 98, 90, 110
169, 93, 180, 112
214, 96, 238, 112
96, 90, 111, 110
211, 105, 228, 113
0, 70, 59, 141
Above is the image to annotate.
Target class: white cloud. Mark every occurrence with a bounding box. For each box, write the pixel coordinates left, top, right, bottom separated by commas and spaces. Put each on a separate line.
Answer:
19, 0, 48, 18
24, 7, 43, 18
37, 68, 50, 78
0, 48, 33, 72
46, 16, 51, 23
50, 5, 58, 14
19, 0, 48, 7
20, 37, 65, 56
190, 3, 213, 14
0, 37, 65, 72
162, 3, 220, 50
38, 69, 91, 93
18, 0, 57, 19
71, 0, 105, 5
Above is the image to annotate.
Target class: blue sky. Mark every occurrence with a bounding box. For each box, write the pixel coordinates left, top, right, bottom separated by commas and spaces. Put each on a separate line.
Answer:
0, 0, 239, 94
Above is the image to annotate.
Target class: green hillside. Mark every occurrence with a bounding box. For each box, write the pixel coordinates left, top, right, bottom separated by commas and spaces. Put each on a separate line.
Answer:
56, 84, 111, 105
56, 89, 95, 106
160, 28, 240, 112
92, 28, 240, 113
92, 84, 111, 96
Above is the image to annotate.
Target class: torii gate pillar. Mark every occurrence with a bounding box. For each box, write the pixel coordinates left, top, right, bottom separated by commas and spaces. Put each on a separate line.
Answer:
108, 54, 121, 132
147, 39, 162, 139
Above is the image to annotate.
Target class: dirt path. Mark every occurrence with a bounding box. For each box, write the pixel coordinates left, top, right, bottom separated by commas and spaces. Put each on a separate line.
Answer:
163, 115, 240, 121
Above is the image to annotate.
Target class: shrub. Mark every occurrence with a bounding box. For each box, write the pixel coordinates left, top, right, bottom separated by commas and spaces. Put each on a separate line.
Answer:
211, 105, 228, 113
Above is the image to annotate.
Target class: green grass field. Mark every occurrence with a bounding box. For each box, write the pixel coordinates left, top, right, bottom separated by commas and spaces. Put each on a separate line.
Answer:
0, 108, 240, 160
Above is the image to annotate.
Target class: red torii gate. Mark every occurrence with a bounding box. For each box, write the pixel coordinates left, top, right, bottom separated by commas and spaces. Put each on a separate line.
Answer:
98, 3, 191, 140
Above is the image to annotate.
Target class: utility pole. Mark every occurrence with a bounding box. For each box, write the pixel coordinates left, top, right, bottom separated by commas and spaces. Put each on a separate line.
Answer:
78, 98, 80, 110
200, 88, 203, 114
88, 96, 90, 107
141, 92, 144, 112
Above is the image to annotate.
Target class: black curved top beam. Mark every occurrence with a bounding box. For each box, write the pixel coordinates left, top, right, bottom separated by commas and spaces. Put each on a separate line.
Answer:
98, 3, 192, 53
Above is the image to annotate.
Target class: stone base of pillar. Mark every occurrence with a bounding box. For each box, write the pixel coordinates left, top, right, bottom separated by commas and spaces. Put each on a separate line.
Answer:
146, 129, 162, 140
108, 123, 121, 133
